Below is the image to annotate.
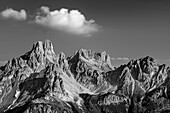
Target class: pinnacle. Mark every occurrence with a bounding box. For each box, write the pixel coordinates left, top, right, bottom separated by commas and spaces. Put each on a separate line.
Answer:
31, 39, 55, 55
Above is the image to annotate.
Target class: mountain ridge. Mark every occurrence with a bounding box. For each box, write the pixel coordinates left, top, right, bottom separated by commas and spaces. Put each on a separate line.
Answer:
0, 40, 170, 113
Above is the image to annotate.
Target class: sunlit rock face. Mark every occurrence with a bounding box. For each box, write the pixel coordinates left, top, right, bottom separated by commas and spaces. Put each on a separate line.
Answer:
0, 40, 170, 113
67, 49, 113, 93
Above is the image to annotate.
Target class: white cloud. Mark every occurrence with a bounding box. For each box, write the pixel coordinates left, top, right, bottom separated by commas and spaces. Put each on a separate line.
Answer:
35, 6, 99, 36
1, 8, 27, 20
117, 57, 129, 60
111, 57, 129, 60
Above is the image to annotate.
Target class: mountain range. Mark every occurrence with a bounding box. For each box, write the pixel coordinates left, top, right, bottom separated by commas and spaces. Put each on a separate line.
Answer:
0, 40, 170, 113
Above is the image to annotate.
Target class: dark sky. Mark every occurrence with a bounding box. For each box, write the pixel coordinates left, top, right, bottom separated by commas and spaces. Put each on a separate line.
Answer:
0, 0, 170, 66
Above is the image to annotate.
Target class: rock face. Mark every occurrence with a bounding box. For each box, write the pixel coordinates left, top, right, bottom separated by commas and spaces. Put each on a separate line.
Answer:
0, 40, 170, 113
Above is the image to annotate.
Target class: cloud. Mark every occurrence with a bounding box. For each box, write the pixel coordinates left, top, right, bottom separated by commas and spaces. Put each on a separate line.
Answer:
35, 6, 99, 36
111, 57, 129, 68
1, 8, 27, 20
111, 57, 129, 61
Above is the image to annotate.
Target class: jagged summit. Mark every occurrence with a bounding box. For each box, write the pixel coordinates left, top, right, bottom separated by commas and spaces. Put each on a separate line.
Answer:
0, 40, 170, 113
127, 56, 159, 75
31, 40, 55, 56
68, 48, 113, 71
76, 48, 111, 63
30, 39, 56, 60
14, 40, 57, 72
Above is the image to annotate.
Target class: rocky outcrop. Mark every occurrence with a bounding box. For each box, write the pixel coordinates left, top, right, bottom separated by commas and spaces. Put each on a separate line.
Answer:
68, 49, 113, 92
104, 56, 170, 112
0, 40, 170, 113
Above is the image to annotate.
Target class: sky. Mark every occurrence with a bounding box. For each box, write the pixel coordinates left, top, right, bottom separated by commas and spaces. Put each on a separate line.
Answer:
0, 0, 170, 66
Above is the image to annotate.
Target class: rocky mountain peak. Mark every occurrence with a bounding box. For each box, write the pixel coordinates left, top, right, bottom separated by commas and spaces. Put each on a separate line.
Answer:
77, 49, 111, 64
0, 40, 170, 113
31, 39, 56, 60
127, 56, 159, 76
69, 48, 113, 71
32, 41, 44, 54
17, 40, 57, 72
